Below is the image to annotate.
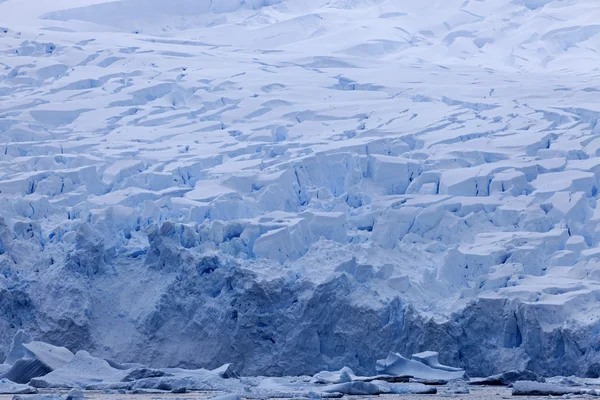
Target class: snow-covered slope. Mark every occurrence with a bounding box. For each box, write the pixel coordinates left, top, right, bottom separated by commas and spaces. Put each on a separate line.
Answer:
1, 0, 600, 377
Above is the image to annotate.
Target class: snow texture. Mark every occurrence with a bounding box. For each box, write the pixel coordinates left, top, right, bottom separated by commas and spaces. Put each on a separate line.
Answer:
1, 0, 600, 379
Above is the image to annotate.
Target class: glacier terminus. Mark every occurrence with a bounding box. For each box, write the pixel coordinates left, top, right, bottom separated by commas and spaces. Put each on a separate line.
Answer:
1, 0, 600, 397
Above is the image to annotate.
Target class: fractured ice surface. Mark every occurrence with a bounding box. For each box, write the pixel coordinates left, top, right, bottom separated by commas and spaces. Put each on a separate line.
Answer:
1, 0, 600, 379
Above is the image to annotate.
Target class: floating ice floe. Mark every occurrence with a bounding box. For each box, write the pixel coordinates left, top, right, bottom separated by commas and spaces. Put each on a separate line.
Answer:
1, 336, 74, 385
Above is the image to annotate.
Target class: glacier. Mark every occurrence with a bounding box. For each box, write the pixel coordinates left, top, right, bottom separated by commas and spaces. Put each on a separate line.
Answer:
0, 0, 600, 380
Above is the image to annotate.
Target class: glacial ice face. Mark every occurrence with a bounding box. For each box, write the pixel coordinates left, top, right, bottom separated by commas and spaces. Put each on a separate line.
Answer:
1, 0, 600, 378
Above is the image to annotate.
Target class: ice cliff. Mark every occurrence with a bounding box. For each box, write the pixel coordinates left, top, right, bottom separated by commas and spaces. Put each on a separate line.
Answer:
0, 0, 600, 378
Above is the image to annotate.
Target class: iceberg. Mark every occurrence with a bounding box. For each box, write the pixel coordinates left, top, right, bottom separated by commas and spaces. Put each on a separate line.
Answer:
375, 352, 466, 382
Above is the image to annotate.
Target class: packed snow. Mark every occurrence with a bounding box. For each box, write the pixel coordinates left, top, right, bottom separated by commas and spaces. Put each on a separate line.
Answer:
1, 0, 600, 381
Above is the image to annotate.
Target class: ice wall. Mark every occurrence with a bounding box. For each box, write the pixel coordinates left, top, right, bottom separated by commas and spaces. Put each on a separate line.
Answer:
1, 0, 600, 378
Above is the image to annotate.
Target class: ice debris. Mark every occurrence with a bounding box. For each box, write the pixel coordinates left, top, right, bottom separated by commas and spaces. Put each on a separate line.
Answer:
0, 332, 452, 398
322, 381, 382, 395
30, 351, 129, 388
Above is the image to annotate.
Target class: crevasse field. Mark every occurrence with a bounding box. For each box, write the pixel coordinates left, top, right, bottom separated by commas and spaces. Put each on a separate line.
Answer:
1, 0, 600, 384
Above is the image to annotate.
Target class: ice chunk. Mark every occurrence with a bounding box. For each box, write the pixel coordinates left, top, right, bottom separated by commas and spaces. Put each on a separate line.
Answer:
22, 342, 75, 371
130, 365, 238, 391
489, 169, 532, 196
371, 207, 418, 248
1, 340, 74, 384
469, 370, 545, 386
322, 381, 383, 395
4, 331, 32, 365
102, 160, 145, 185
312, 367, 355, 384
13, 395, 62, 400
445, 381, 469, 394
375, 352, 465, 381
0, 379, 37, 394
411, 351, 464, 372
438, 168, 491, 197
1, 359, 52, 384
208, 394, 240, 400
334, 258, 374, 283
30, 351, 127, 389
366, 155, 420, 195
212, 364, 238, 379
66, 388, 85, 400
121, 368, 172, 382
104, 359, 145, 371
388, 383, 437, 394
